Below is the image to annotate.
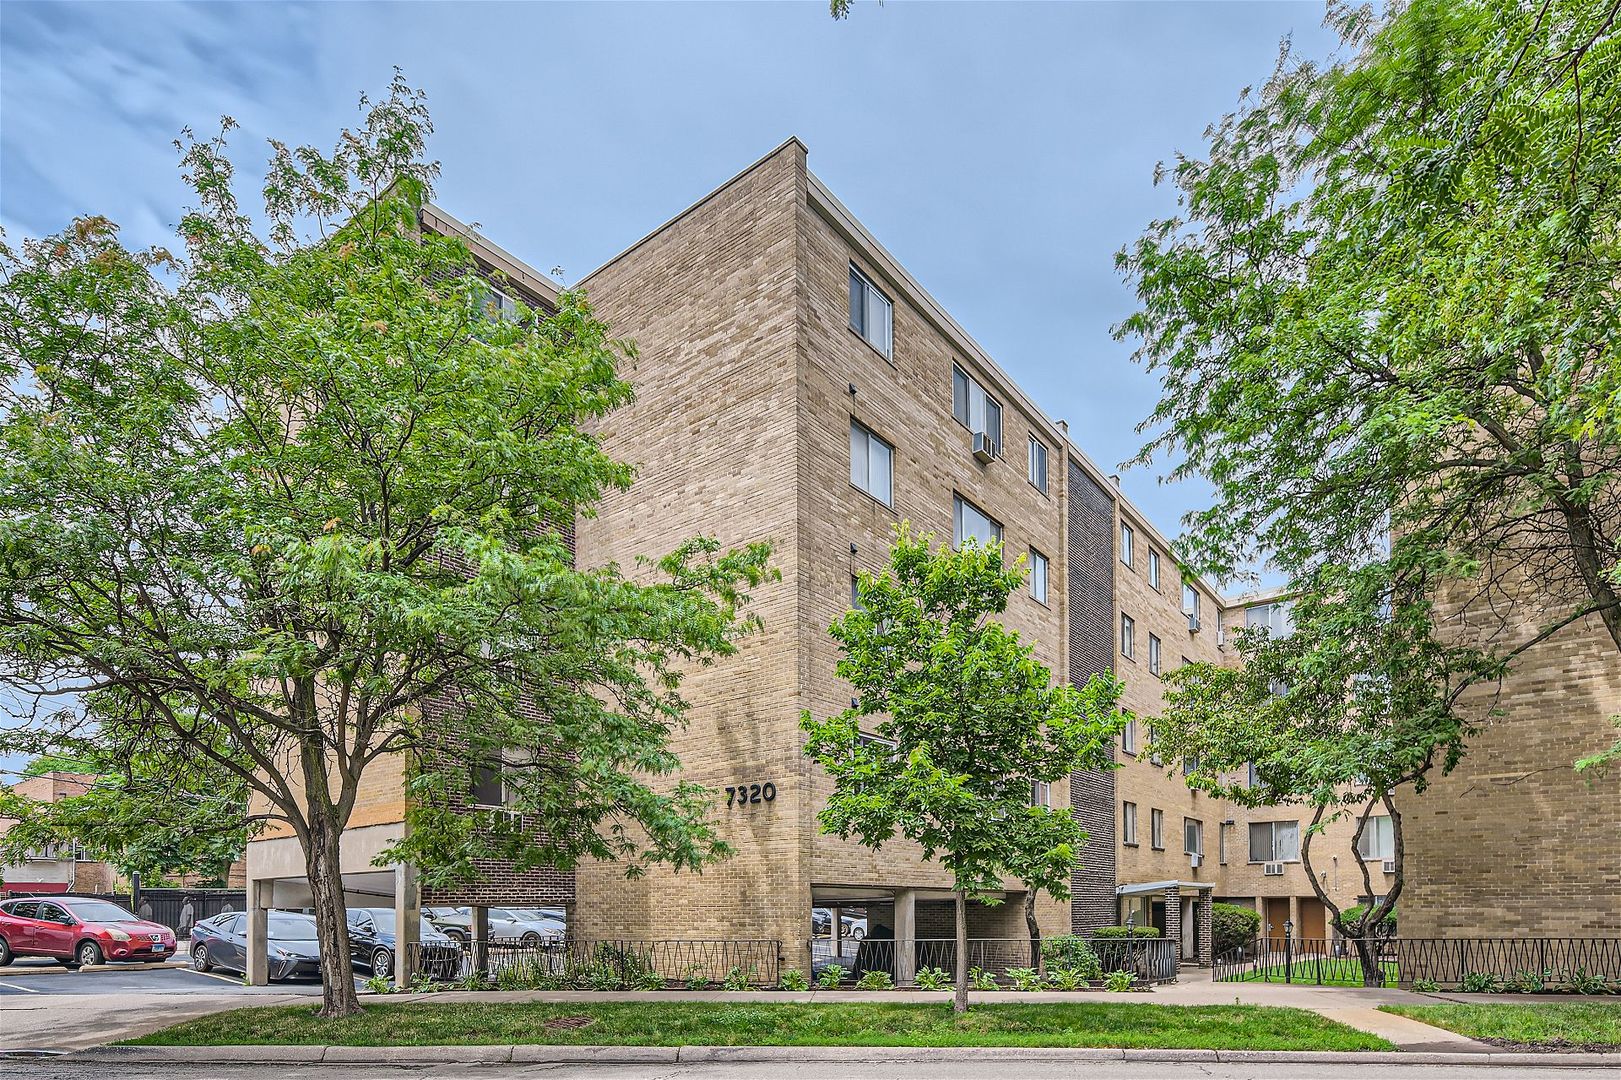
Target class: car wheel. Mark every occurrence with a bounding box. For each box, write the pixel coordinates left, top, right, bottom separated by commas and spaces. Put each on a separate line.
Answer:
445, 928, 467, 948
519, 931, 541, 948
192, 943, 214, 972
0, 936, 12, 966
371, 947, 393, 979
851, 927, 865, 941
76, 940, 105, 967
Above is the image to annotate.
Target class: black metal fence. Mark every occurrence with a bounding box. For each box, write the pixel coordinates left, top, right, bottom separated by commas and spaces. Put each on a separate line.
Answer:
3, 888, 243, 938
810, 935, 1178, 986
403, 938, 780, 989
1216, 935, 1621, 990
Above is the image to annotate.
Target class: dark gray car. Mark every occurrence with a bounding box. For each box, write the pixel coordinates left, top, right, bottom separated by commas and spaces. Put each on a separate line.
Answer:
190, 910, 321, 981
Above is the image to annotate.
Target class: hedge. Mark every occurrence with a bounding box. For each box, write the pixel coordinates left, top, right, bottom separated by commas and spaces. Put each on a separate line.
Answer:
1212, 903, 1261, 957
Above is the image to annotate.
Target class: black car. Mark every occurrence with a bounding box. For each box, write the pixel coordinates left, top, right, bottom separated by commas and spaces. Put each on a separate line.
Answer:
346, 907, 461, 980
190, 910, 321, 981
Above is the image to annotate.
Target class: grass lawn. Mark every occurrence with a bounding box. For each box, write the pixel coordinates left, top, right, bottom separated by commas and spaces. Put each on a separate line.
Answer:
1380, 1004, 1621, 1051
126, 1001, 1393, 1051
1227, 958, 1397, 988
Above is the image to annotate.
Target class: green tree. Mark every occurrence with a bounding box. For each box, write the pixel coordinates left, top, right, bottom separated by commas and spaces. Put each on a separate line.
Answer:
801, 526, 1125, 1013
1117, 2, 1621, 783
0, 77, 772, 1017
0, 735, 252, 887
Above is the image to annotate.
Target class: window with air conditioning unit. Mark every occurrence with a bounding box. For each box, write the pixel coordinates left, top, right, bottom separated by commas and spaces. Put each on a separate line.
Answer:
1381, 859, 1397, 875
1263, 862, 1285, 876
951, 364, 1002, 460
1356, 815, 1396, 863
1183, 584, 1202, 632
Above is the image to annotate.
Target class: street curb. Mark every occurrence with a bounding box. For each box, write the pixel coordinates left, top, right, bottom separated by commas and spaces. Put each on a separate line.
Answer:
57, 1044, 1621, 1067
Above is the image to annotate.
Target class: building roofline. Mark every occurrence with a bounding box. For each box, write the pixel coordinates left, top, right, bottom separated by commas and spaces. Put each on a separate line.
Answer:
1116, 880, 1213, 896
579, 137, 809, 287
421, 203, 561, 307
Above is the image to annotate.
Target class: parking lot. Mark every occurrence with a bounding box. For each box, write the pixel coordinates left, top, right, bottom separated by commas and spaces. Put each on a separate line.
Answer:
0, 955, 333, 996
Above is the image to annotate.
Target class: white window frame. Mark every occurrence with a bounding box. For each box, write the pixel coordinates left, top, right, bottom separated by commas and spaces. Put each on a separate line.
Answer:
1183, 584, 1201, 621
1148, 550, 1161, 590
1121, 718, 1137, 755
1122, 801, 1138, 845
848, 418, 894, 507
1029, 780, 1052, 808
1148, 633, 1162, 677
1246, 601, 1294, 637
1248, 819, 1301, 863
1184, 818, 1204, 857
1356, 815, 1395, 861
952, 494, 1002, 550
951, 364, 1003, 451
848, 263, 893, 358
1029, 547, 1049, 604
1120, 522, 1134, 567
1027, 436, 1048, 494
1120, 613, 1135, 659
1150, 808, 1165, 850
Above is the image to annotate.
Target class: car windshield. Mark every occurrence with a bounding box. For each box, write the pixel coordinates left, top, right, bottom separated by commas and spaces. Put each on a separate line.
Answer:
63, 900, 137, 923
358, 911, 442, 938
267, 913, 315, 939
506, 908, 560, 922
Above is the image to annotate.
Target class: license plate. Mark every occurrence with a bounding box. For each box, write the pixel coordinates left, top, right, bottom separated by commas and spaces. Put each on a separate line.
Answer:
151, 944, 166, 952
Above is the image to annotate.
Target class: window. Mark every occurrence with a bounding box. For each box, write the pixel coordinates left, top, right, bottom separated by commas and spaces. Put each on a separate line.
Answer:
848, 419, 894, 506
471, 757, 506, 807
1120, 613, 1135, 659
1183, 584, 1201, 625
1246, 761, 1259, 788
1030, 780, 1052, 807
1248, 820, 1301, 863
1121, 718, 1137, 755
1246, 601, 1294, 637
1150, 808, 1165, 850
951, 364, 1002, 449
1122, 801, 1138, 845
1218, 824, 1228, 865
1184, 818, 1204, 857
952, 494, 1002, 550
850, 575, 863, 610
1029, 548, 1049, 604
1027, 437, 1048, 494
1182, 752, 1201, 777
1148, 549, 1161, 590
1120, 522, 1134, 567
1148, 724, 1162, 766
1357, 815, 1395, 861
1148, 633, 1162, 676
848, 264, 892, 357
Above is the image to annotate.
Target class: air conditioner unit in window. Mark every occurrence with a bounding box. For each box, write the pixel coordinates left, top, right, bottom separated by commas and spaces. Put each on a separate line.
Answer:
1187, 611, 1202, 632
1190, 852, 1203, 869
972, 431, 998, 463
1263, 862, 1284, 876
1382, 859, 1396, 875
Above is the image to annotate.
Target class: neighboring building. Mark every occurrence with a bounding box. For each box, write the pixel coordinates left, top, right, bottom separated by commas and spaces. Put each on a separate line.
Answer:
0, 773, 118, 895
244, 139, 1606, 983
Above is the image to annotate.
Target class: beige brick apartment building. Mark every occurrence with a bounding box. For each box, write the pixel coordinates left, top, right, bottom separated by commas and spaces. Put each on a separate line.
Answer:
241, 139, 1613, 984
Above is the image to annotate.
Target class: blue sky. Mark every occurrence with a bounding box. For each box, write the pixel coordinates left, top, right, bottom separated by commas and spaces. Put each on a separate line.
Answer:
1, 2, 1335, 769
2, 0, 1342, 537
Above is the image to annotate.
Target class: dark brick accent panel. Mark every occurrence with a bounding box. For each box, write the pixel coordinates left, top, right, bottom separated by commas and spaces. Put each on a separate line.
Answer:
1067, 460, 1118, 933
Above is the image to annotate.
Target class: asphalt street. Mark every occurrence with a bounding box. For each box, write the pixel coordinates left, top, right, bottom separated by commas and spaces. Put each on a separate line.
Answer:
0, 957, 343, 995
2, 1060, 1616, 1080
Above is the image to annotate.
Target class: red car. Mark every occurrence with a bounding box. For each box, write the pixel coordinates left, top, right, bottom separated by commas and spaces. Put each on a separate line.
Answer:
0, 896, 177, 967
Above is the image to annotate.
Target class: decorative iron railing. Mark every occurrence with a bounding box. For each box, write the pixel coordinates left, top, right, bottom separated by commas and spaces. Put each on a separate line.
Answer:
1215, 935, 1621, 990
402, 937, 780, 988
809, 934, 1178, 986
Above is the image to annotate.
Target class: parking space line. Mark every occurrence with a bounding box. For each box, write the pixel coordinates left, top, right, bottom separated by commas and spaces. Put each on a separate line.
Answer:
0, 979, 42, 993
188, 969, 247, 987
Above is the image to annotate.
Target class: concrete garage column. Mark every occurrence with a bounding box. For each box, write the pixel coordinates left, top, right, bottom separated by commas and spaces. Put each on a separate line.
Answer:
245, 879, 271, 987
892, 889, 917, 986
393, 863, 419, 992
470, 905, 489, 975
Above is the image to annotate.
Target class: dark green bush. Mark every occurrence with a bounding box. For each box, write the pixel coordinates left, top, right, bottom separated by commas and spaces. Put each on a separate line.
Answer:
1040, 935, 1102, 980
1092, 925, 1161, 938
1212, 903, 1261, 957
1339, 904, 1397, 936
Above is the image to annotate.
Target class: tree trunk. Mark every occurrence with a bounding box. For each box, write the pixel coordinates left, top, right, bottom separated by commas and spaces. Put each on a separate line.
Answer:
1352, 933, 1384, 989
305, 807, 361, 1018
953, 888, 968, 1014
1024, 890, 1042, 972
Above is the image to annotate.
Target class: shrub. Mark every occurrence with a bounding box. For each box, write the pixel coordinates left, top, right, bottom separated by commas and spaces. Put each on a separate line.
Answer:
1339, 904, 1397, 937
1563, 969, 1611, 995
682, 964, 708, 991
722, 965, 756, 991
1046, 967, 1086, 991
582, 962, 623, 991
1092, 925, 1161, 938
1041, 935, 1102, 980
1460, 971, 1502, 994
778, 967, 809, 991
1211, 903, 1261, 957
816, 965, 845, 989
968, 966, 999, 990
363, 972, 392, 995
632, 968, 666, 991
915, 966, 952, 991
855, 969, 895, 990
1510, 969, 1553, 994
1007, 966, 1044, 991
1103, 969, 1136, 992
1411, 978, 1442, 992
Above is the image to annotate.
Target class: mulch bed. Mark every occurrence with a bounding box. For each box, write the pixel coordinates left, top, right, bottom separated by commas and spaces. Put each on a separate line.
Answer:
542, 1016, 597, 1030
1477, 1036, 1621, 1054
